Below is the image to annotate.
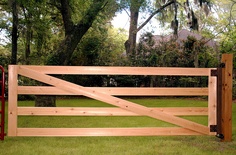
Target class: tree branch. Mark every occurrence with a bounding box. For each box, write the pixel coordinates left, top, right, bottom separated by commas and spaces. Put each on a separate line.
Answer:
50, 0, 108, 66
75, 1, 108, 29
229, 0, 236, 25
136, 0, 175, 33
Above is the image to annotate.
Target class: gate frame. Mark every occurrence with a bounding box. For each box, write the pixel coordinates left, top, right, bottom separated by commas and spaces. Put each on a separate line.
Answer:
7, 54, 232, 141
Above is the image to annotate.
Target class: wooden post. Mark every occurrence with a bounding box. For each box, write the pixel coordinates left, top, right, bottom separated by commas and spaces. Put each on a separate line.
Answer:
216, 66, 223, 138
220, 54, 233, 142
8, 65, 18, 136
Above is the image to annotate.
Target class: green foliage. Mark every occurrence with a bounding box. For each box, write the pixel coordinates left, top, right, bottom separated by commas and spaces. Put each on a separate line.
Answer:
0, 0, 65, 65
138, 32, 214, 69
220, 28, 236, 68
0, 45, 11, 67
70, 22, 127, 66
135, 32, 217, 87
117, 0, 151, 11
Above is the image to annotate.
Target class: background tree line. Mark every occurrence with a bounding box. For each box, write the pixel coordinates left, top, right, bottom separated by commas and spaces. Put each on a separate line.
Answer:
0, 0, 235, 102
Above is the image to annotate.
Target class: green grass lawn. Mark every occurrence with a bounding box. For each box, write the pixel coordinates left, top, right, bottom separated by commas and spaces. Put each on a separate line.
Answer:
1, 98, 236, 155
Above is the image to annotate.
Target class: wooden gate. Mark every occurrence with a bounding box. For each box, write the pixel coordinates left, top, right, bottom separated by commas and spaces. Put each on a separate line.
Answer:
8, 65, 218, 137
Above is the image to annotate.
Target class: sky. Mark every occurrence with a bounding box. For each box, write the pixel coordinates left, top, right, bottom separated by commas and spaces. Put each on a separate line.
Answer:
111, 10, 171, 38
111, 11, 130, 31
112, 11, 167, 35
0, 30, 8, 45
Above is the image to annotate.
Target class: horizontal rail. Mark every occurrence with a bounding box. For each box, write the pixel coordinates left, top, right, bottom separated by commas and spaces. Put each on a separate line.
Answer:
19, 65, 213, 76
17, 107, 208, 116
18, 86, 208, 96
17, 127, 203, 136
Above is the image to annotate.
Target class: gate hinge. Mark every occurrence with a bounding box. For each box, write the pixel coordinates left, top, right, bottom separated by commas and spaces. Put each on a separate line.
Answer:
211, 70, 218, 76
210, 125, 217, 132
216, 134, 224, 139
219, 63, 225, 68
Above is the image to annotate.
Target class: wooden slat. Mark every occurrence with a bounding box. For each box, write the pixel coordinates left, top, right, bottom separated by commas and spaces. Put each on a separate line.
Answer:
22, 65, 212, 76
18, 66, 210, 135
17, 127, 203, 136
208, 70, 217, 135
18, 86, 208, 96
17, 107, 208, 116
8, 65, 18, 136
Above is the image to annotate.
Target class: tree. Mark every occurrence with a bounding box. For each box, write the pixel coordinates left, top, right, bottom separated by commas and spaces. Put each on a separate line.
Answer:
215, 0, 236, 100
1, 0, 123, 106
18, 0, 54, 65
136, 31, 217, 87
71, 27, 127, 66
120, 0, 212, 62
0, 0, 21, 65
36, 0, 118, 107
218, 0, 236, 69
11, 0, 18, 64
124, 0, 145, 59
47, 0, 112, 66
121, 0, 176, 59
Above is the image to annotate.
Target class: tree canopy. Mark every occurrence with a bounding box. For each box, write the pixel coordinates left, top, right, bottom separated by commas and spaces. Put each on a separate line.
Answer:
0, 0, 236, 101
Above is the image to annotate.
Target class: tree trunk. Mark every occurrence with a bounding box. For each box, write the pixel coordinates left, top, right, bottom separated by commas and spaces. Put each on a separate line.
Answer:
47, 30, 87, 66
125, 1, 140, 59
11, 0, 18, 64
194, 51, 199, 68
124, 0, 175, 61
25, 23, 31, 65
35, 0, 107, 107
46, 0, 106, 66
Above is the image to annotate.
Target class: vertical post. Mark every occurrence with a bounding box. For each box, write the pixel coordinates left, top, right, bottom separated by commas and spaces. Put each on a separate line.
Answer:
208, 69, 217, 135
220, 54, 233, 142
0, 66, 6, 140
8, 65, 18, 136
216, 67, 223, 138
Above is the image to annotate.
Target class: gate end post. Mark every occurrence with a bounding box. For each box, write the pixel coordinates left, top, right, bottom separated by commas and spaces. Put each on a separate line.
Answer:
219, 54, 233, 142
8, 65, 18, 137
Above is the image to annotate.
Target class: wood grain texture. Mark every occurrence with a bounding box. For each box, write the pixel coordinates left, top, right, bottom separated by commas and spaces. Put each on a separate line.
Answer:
221, 54, 233, 142
18, 86, 208, 96
18, 107, 208, 116
17, 127, 203, 136
208, 70, 217, 135
21, 65, 212, 76
8, 65, 18, 136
